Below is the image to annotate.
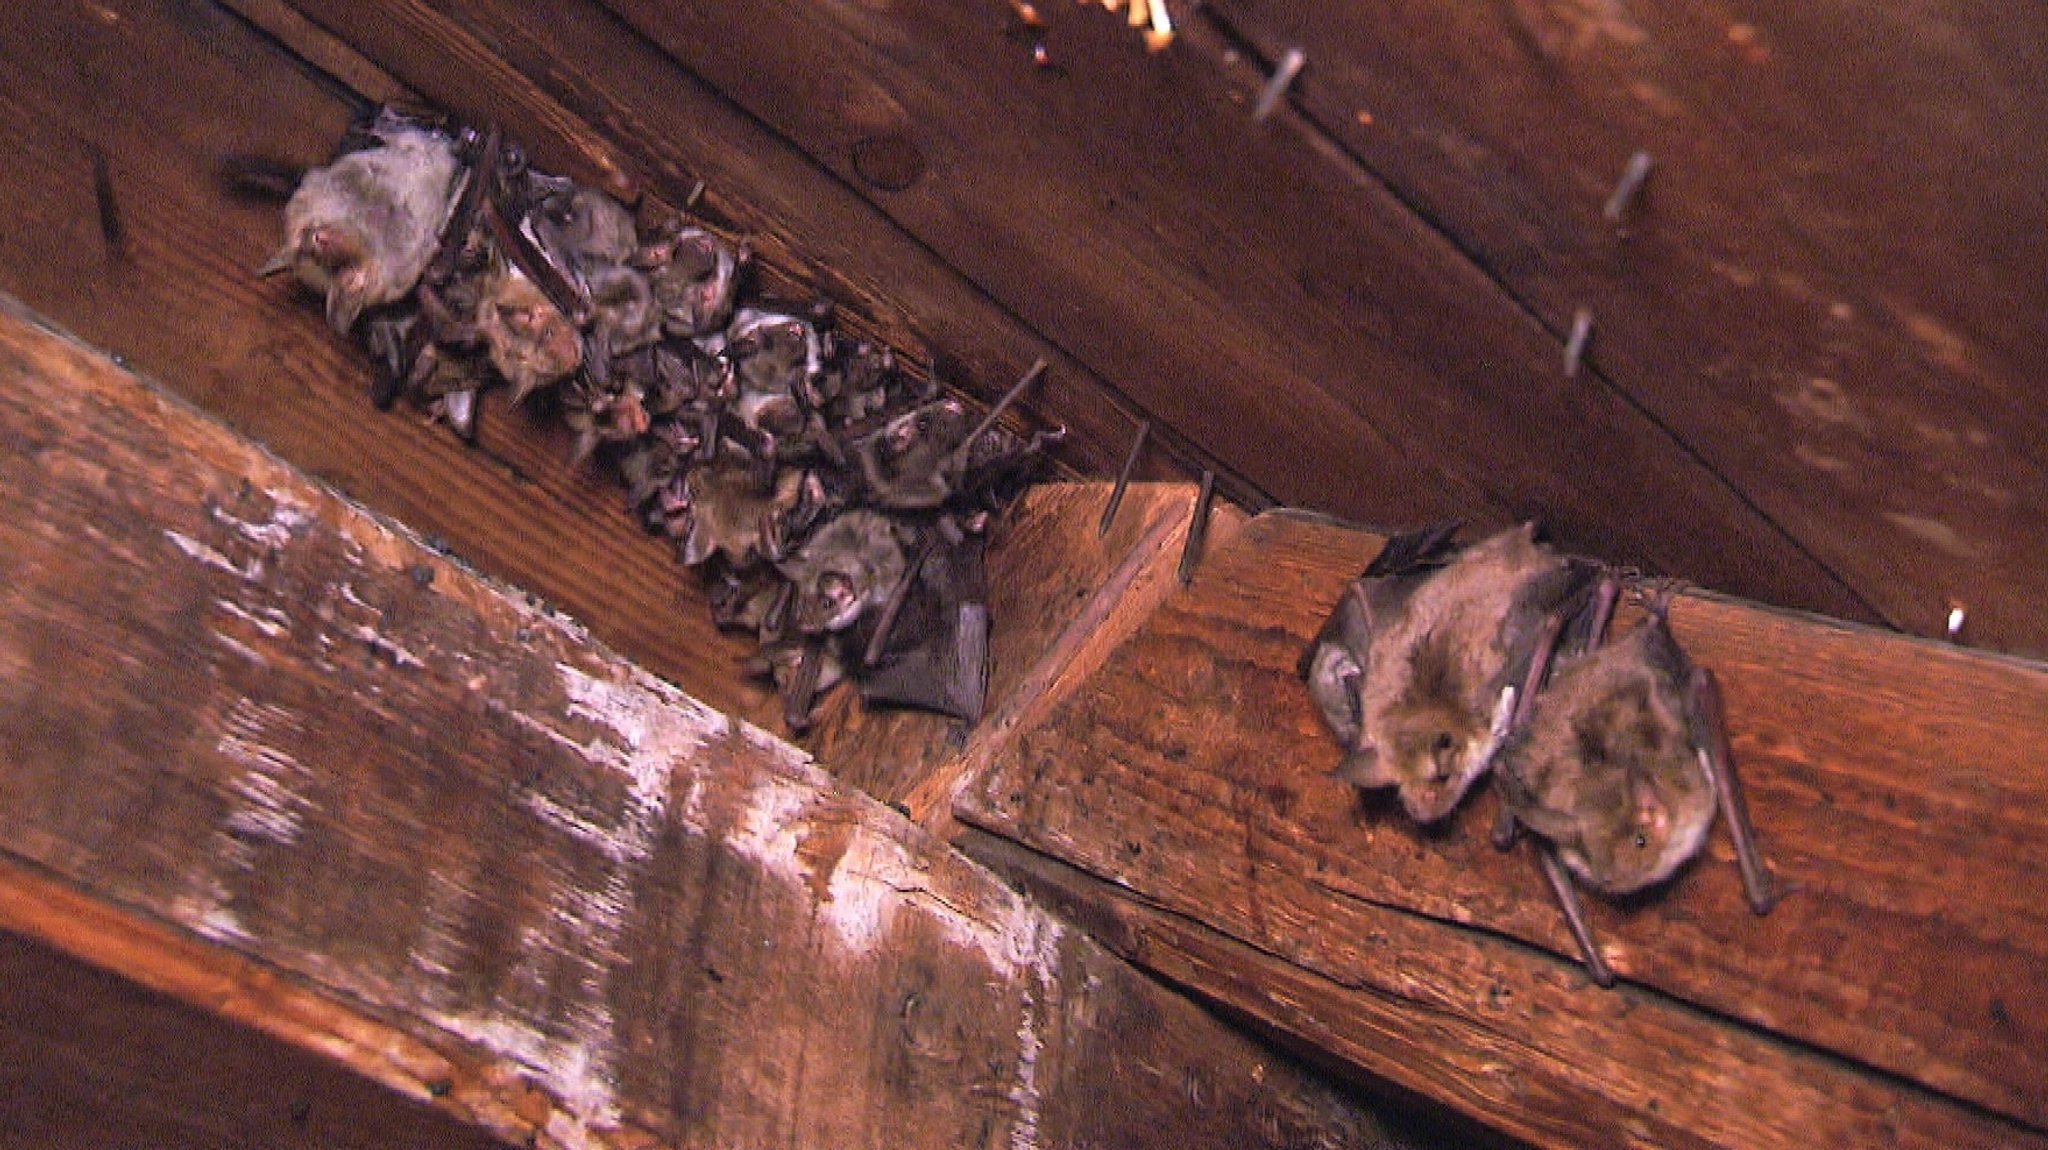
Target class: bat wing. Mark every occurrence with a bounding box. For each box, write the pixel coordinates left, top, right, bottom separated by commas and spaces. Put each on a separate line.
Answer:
861, 535, 991, 722
1361, 520, 1462, 579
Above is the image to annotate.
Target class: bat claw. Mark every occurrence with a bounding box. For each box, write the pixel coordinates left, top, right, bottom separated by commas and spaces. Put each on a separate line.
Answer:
1490, 806, 1520, 851
1748, 874, 1802, 916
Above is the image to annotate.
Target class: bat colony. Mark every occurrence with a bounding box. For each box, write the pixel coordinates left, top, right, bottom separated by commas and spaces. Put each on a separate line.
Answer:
262, 108, 1056, 731
1300, 523, 1787, 987
269, 110, 1773, 988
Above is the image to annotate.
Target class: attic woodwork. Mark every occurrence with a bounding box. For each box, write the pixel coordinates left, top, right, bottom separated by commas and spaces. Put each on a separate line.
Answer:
0, 309, 1384, 1150
953, 509, 2048, 1149
2, 2, 2045, 1147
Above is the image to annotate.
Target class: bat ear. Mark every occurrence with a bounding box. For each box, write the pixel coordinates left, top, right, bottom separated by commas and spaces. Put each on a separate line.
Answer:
257, 244, 297, 277
1336, 745, 1395, 789
325, 276, 370, 335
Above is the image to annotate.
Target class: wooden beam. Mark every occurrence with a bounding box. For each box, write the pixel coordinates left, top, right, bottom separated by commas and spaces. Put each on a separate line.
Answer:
1202, 0, 2048, 655
0, 306, 1387, 1150
573, 0, 1880, 627
956, 510, 2048, 1148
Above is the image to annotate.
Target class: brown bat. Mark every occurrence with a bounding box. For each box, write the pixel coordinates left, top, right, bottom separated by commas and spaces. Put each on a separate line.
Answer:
1300, 523, 1599, 824
1492, 586, 1786, 987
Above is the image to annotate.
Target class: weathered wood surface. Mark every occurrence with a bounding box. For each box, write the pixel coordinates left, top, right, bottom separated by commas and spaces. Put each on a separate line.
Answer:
1206, 0, 2048, 656
0, 309, 1392, 1149
578, 0, 1881, 630
957, 510, 2048, 1148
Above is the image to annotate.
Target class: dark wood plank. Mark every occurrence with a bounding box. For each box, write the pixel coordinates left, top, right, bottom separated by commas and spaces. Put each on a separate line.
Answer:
583, 0, 1880, 627
957, 510, 2048, 1146
1203, 0, 2048, 655
0, 928, 513, 1150
0, 306, 1389, 1150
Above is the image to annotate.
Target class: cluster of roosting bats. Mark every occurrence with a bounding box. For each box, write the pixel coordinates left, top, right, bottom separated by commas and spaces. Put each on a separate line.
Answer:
261, 109, 1056, 730
1300, 524, 1789, 986
263, 109, 1776, 988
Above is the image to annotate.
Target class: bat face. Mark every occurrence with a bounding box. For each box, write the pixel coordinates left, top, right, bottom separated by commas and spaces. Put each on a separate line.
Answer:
1304, 524, 1595, 824
534, 186, 638, 275
1497, 615, 1716, 896
725, 309, 821, 436
777, 509, 907, 634
268, 125, 463, 334
479, 263, 582, 404
856, 399, 974, 509
642, 226, 740, 338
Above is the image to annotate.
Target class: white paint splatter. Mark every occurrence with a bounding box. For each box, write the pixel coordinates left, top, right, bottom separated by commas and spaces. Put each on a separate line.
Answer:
1010, 985, 1044, 1150
425, 1010, 622, 1147
213, 598, 292, 638
164, 529, 265, 581
209, 631, 269, 665
338, 621, 426, 669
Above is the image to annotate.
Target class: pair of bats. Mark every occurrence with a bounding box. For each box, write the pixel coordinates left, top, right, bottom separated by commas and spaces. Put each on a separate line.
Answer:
1299, 523, 1785, 987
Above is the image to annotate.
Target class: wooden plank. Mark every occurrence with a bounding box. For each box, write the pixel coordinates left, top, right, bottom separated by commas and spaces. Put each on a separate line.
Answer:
0, 306, 1389, 1150
956, 510, 2048, 1147
0, 0, 780, 730
580, 0, 1882, 628
1203, 0, 2048, 655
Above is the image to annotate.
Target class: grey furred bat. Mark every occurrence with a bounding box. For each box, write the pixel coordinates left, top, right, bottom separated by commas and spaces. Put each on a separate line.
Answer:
1493, 587, 1786, 987
263, 116, 463, 334
1300, 522, 1599, 824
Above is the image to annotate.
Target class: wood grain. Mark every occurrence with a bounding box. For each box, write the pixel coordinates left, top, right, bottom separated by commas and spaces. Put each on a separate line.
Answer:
584, 0, 1879, 627
957, 510, 2048, 1147
1203, 0, 2048, 655
806, 481, 1211, 809
0, 306, 1388, 1150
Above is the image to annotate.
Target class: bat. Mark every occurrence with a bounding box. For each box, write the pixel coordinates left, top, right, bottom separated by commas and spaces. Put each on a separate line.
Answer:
1492, 586, 1787, 986
478, 259, 584, 406
1300, 522, 1599, 824
776, 509, 910, 635
262, 111, 464, 334
635, 223, 743, 339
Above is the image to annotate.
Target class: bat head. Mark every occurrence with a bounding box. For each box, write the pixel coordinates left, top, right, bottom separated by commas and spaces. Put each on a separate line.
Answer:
726, 309, 821, 400
779, 510, 907, 634
1532, 626, 1718, 895
643, 226, 740, 338
1374, 691, 1497, 823
1561, 760, 1716, 895
586, 264, 662, 357
480, 265, 582, 405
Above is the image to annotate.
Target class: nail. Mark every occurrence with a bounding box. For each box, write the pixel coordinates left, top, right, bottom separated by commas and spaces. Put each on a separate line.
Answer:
1253, 48, 1307, 122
